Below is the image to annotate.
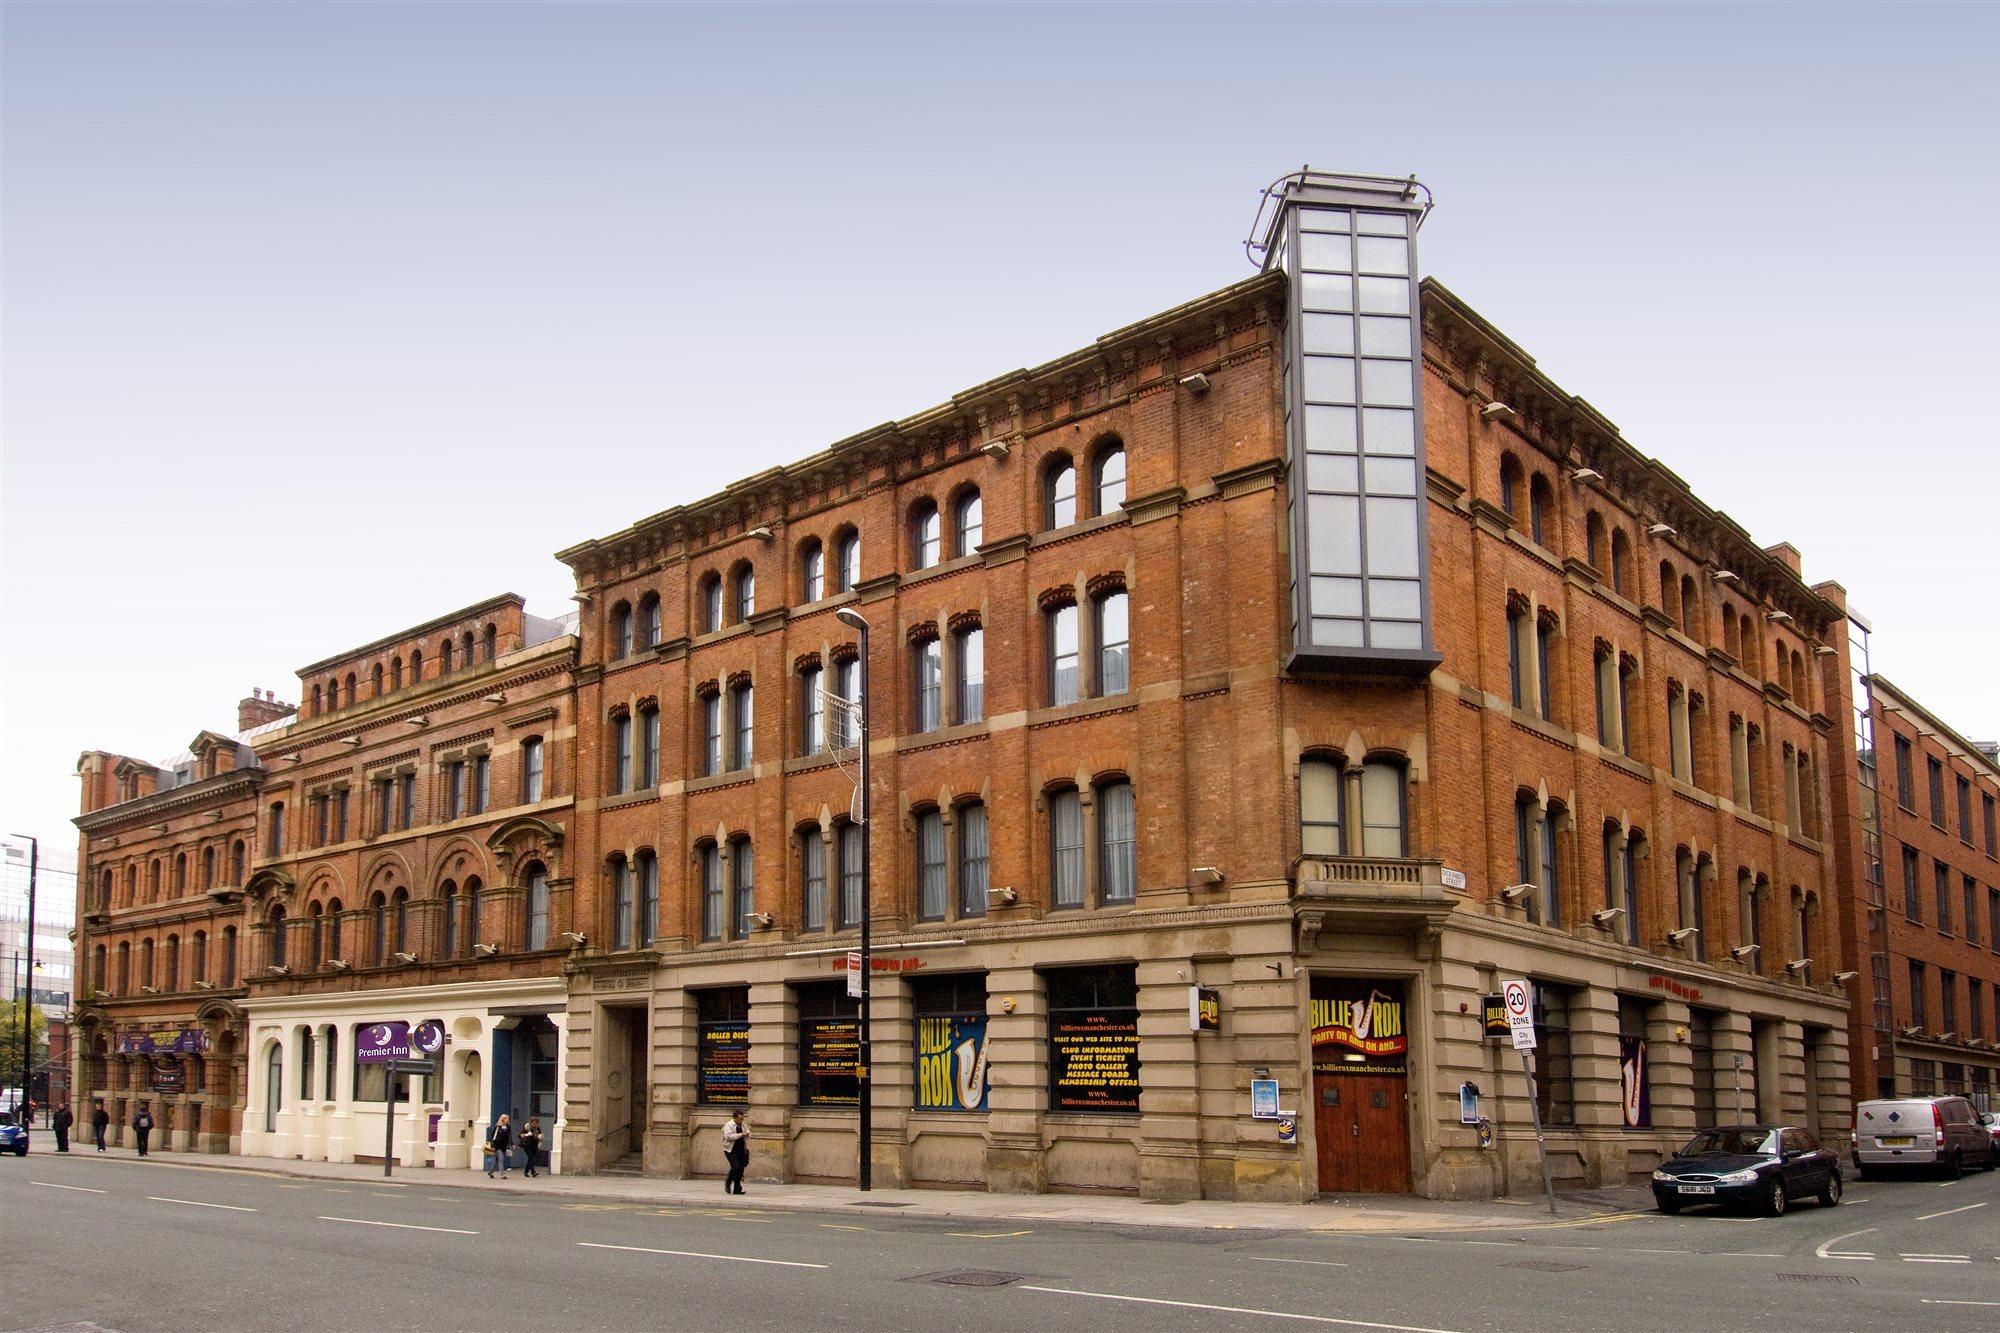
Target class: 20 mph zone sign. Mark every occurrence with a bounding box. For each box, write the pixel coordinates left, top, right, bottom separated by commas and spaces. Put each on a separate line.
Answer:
1502, 977, 1536, 1051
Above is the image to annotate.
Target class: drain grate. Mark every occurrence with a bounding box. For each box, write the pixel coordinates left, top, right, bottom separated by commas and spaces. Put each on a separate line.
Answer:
928, 1271, 1028, 1288
1777, 1273, 1859, 1285
1504, 1260, 1589, 1273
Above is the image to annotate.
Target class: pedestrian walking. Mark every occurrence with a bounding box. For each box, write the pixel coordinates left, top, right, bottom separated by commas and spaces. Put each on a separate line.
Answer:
53, 1102, 74, 1153
91, 1100, 109, 1152
133, 1102, 154, 1157
488, 1113, 513, 1179
518, 1116, 543, 1178
721, 1108, 749, 1195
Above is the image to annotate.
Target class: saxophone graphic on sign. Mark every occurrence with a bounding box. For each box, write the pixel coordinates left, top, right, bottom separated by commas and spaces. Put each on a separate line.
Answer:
955, 1032, 990, 1109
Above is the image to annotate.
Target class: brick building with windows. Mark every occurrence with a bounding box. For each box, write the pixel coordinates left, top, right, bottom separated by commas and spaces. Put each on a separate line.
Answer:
547, 173, 1853, 1201
1825, 661, 2000, 1109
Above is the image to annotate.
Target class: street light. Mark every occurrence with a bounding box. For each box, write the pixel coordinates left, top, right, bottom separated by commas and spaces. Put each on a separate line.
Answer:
7, 835, 36, 1123
833, 605, 873, 1191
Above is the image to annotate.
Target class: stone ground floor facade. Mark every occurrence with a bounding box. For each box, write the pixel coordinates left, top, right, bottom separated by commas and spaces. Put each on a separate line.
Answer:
556, 864, 1852, 1200
238, 976, 568, 1174
70, 997, 249, 1156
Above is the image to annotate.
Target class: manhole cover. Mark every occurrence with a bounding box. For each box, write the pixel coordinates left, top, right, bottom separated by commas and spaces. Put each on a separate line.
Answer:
1504, 1260, 1589, 1273
929, 1271, 1027, 1288
1777, 1273, 1859, 1285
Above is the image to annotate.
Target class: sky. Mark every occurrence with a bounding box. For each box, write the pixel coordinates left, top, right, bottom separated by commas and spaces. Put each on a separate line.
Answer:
4, 1, 1997, 871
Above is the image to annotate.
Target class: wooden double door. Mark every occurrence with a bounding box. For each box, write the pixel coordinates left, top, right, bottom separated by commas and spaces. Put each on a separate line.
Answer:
1314, 1071, 1411, 1194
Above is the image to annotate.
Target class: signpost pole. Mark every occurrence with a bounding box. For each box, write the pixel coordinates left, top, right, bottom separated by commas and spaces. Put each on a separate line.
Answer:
1501, 978, 1558, 1216
1519, 1048, 1557, 1216
835, 608, 874, 1193
383, 1066, 398, 1179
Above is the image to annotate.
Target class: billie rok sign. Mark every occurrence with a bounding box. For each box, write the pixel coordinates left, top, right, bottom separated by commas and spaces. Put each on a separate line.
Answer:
916, 1014, 989, 1111
1309, 978, 1408, 1073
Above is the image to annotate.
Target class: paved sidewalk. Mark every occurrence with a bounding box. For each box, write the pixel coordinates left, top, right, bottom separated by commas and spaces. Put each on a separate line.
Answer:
40, 1145, 1657, 1235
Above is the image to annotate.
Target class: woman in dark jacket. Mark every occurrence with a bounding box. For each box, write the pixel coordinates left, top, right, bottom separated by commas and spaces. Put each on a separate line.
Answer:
488, 1114, 513, 1179
518, 1116, 544, 1178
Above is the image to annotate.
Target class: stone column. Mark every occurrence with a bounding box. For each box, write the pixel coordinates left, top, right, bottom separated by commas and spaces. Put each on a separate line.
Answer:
747, 980, 795, 1182
1713, 1011, 1756, 1124
1773, 1020, 1807, 1124
870, 975, 914, 1188
982, 965, 1046, 1193
1137, 958, 1200, 1201
1221, 943, 1311, 1201
1646, 1000, 1695, 1137
648, 984, 694, 1178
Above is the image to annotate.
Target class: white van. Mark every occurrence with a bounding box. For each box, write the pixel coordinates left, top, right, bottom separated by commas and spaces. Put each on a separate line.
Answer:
1853, 1095, 1998, 1176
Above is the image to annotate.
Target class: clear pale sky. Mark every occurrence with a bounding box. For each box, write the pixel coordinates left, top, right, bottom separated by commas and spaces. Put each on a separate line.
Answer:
4, 2, 1996, 869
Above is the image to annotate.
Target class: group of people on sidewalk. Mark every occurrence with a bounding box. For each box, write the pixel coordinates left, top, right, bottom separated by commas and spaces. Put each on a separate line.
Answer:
42, 1099, 143, 1155
483, 1113, 545, 1179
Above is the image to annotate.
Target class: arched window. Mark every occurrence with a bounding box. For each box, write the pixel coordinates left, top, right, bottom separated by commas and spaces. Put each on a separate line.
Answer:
1610, 529, 1632, 598
1300, 756, 1345, 855
733, 562, 756, 622
1499, 454, 1524, 518
609, 711, 633, 794
1046, 599, 1080, 705
698, 573, 723, 633
916, 806, 947, 920
699, 841, 724, 940
912, 634, 942, 732
837, 823, 864, 928
1044, 454, 1077, 529
637, 849, 659, 945
116, 941, 131, 992
952, 488, 982, 556
1659, 561, 1680, 623
164, 935, 179, 991
174, 852, 187, 895
484, 623, 498, 661
269, 906, 288, 969
639, 704, 660, 788
231, 838, 246, 884
409, 647, 423, 680
610, 601, 634, 660
370, 892, 388, 965
461, 629, 475, 665
729, 680, 754, 769
311, 684, 324, 715
326, 899, 343, 961
1359, 759, 1408, 858
1585, 511, 1607, 572
201, 846, 215, 889
1096, 590, 1129, 695
800, 538, 825, 603
391, 888, 408, 956
91, 943, 106, 992
149, 859, 161, 901
372, 663, 385, 696
345, 671, 357, 703
265, 1042, 283, 1132
638, 594, 661, 649
465, 876, 483, 947
610, 855, 633, 950
192, 930, 207, 985
391, 657, 404, 690
1722, 605, 1740, 659
911, 499, 941, 570
1049, 787, 1085, 908
440, 881, 459, 958
308, 901, 325, 966
834, 529, 861, 593
1093, 441, 1126, 515
729, 837, 755, 939
1528, 475, 1553, 546
800, 825, 828, 930
221, 926, 236, 986
1514, 795, 1557, 926
1679, 574, 1699, 638
957, 800, 989, 917
440, 638, 455, 674
524, 862, 550, 950
1098, 779, 1137, 903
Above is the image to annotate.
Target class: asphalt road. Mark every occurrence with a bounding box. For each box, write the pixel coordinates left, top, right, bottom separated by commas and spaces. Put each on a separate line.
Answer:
3, 1152, 1997, 1332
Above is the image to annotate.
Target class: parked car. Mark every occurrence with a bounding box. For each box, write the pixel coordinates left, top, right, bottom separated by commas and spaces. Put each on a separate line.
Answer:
1852, 1095, 1998, 1178
1652, 1124, 1841, 1215
0, 1117, 27, 1157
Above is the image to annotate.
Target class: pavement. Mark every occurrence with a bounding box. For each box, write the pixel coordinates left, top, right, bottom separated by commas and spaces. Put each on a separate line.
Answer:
0, 1143, 1655, 1234
6, 1149, 1998, 1331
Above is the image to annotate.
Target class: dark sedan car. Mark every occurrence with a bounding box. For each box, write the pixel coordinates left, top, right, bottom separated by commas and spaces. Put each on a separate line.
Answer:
1651, 1124, 1841, 1215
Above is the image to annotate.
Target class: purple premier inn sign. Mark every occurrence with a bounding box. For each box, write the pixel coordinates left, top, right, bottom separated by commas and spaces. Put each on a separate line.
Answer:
356, 1022, 411, 1064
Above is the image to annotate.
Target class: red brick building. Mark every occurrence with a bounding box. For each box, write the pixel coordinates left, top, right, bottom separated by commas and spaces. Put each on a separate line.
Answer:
1824, 658, 2000, 1110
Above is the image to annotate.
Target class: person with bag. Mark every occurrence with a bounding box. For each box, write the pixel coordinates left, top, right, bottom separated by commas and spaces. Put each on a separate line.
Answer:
487, 1113, 513, 1179
721, 1108, 749, 1195
518, 1116, 544, 1178
132, 1103, 154, 1157
53, 1102, 74, 1153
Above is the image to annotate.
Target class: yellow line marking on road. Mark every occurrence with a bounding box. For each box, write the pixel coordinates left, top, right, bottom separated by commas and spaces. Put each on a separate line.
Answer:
946, 1229, 1033, 1238
820, 1223, 871, 1231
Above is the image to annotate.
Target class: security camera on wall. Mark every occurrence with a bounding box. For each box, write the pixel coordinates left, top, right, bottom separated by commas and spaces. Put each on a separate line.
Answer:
1667, 927, 1700, 944
1499, 883, 1534, 901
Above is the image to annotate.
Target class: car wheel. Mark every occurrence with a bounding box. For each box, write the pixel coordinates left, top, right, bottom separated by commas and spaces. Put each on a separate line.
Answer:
1855, 1163, 1877, 1180
1656, 1196, 1682, 1215
1817, 1171, 1841, 1207
1944, 1152, 1963, 1181
1765, 1178, 1787, 1217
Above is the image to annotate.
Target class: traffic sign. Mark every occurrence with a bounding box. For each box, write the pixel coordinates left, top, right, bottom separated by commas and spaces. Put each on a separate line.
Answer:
1502, 977, 1536, 1051
846, 950, 863, 999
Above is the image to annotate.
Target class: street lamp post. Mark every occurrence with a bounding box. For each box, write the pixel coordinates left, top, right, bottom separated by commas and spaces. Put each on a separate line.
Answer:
833, 606, 873, 1191
8, 835, 37, 1122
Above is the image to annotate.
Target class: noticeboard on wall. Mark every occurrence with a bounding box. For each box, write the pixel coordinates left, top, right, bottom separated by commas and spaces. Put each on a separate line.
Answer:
1048, 1009, 1141, 1113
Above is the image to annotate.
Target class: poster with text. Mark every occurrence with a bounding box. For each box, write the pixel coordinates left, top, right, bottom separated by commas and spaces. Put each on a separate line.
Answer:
1049, 1010, 1141, 1113
916, 1014, 989, 1111
698, 1022, 750, 1104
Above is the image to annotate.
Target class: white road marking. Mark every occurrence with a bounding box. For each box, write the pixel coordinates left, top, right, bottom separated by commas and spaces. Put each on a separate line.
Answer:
1019, 1286, 1464, 1333
1904, 1257, 1971, 1264
1461, 1241, 1516, 1248
1922, 1298, 2000, 1307
31, 1182, 106, 1194
147, 1196, 255, 1212
1816, 1226, 1877, 1261
1917, 1202, 1988, 1221
576, 1242, 826, 1270
1901, 1253, 1972, 1259
1252, 1257, 1352, 1268
318, 1215, 478, 1235
1630, 1248, 1693, 1255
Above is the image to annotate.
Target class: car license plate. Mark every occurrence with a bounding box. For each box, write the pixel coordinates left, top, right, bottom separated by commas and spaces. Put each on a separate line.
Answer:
1881, 1136, 1914, 1147
1678, 1184, 1716, 1195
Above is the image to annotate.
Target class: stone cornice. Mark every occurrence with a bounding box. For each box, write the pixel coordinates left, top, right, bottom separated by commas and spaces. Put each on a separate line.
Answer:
75, 769, 265, 835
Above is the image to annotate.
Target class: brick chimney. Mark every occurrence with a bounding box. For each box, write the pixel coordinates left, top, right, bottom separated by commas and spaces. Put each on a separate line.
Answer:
238, 687, 297, 732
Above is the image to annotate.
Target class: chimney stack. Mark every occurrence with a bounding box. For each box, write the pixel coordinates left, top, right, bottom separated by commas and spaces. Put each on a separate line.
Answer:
239, 689, 297, 732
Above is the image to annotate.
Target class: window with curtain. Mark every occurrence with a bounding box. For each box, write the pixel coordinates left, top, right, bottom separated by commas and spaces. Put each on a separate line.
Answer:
701, 575, 723, 633
1533, 984, 1575, 1126
1094, 444, 1126, 514
611, 714, 632, 794
831, 657, 859, 750
1622, 835, 1643, 945
1099, 781, 1137, 904
916, 810, 946, 920
1301, 757, 1344, 855
701, 844, 723, 940
398, 773, 415, 829
612, 858, 634, 950
640, 595, 661, 649
958, 802, 988, 917
1535, 619, 1555, 719
702, 693, 723, 776
611, 602, 633, 660
912, 501, 941, 570
1050, 789, 1085, 908
801, 664, 825, 754
730, 682, 754, 769
522, 737, 544, 804
525, 865, 550, 950
1096, 591, 1129, 695
639, 851, 658, 944
835, 530, 860, 592
954, 625, 983, 724
731, 839, 755, 937
1360, 760, 1406, 857
838, 823, 864, 929
734, 565, 756, 621
1048, 603, 1080, 706
1507, 605, 1529, 710
441, 883, 458, 958
1045, 457, 1076, 528
801, 831, 827, 930
914, 637, 942, 732
640, 708, 660, 788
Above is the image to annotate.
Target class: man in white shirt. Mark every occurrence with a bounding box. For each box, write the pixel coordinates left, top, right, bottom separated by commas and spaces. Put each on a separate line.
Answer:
721, 1109, 749, 1195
